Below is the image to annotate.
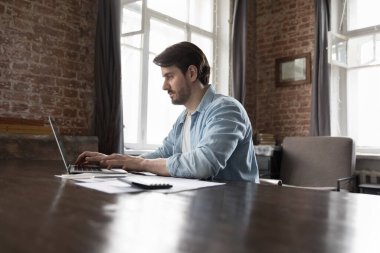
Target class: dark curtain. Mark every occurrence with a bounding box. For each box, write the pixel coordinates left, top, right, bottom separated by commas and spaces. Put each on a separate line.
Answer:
231, 0, 247, 104
94, 0, 124, 154
310, 0, 331, 136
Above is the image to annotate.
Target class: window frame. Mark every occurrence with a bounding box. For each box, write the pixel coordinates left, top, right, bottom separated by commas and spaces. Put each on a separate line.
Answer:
330, 0, 380, 154
120, 0, 230, 151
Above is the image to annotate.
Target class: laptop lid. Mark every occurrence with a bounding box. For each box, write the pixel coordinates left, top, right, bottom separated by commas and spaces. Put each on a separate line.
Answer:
48, 116, 70, 172
48, 116, 127, 175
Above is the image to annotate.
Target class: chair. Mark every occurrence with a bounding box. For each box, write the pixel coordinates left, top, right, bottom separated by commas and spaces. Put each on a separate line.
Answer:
260, 136, 357, 192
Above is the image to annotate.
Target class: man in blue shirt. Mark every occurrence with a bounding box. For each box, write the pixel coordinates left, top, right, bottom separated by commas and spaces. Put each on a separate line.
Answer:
76, 42, 259, 182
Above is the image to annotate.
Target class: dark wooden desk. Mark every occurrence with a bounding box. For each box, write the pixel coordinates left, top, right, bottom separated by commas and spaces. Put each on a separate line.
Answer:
1, 160, 379, 253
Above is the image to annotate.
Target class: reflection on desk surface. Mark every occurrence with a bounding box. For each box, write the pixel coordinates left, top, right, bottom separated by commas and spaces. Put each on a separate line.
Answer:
1, 159, 380, 253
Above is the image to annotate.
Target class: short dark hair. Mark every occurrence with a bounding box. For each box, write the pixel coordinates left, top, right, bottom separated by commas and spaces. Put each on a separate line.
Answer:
153, 41, 210, 85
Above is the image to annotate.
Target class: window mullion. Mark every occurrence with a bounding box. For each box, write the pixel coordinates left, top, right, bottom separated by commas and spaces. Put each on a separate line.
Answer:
140, 10, 151, 148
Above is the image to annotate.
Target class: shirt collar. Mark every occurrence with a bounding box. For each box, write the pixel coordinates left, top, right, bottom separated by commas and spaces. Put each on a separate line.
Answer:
179, 84, 216, 124
194, 84, 215, 114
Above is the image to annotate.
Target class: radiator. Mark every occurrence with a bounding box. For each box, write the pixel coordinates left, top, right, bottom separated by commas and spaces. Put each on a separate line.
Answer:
356, 170, 380, 184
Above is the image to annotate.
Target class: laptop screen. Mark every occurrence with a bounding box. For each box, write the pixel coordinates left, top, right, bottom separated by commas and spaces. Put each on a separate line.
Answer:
49, 116, 70, 171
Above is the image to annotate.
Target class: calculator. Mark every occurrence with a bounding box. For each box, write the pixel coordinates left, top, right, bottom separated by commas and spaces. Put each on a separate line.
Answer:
118, 178, 173, 189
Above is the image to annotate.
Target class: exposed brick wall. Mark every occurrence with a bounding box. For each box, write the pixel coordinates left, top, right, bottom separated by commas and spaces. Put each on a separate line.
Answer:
0, 0, 97, 135
246, 0, 315, 144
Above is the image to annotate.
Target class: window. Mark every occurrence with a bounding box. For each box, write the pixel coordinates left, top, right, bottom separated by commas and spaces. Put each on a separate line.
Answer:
120, 0, 230, 151
330, 0, 380, 154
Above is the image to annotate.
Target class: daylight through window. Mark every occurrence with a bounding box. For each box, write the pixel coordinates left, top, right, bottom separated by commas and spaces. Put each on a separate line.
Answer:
120, 0, 230, 151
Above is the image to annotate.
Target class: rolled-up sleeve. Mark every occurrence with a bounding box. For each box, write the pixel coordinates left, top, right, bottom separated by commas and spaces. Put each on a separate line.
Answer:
140, 113, 184, 160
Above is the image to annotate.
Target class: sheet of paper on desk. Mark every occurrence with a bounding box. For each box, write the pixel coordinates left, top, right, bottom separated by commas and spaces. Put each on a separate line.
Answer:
55, 173, 127, 180
76, 179, 144, 194
74, 174, 225, 194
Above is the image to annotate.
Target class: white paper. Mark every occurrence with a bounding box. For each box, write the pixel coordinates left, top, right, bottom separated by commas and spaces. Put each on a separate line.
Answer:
55, 173, 127, 180
76, 179, 144, 194
71, 174, 225, 194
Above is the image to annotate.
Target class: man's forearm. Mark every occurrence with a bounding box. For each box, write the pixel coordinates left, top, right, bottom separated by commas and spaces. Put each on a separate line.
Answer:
140, 158, 170, 176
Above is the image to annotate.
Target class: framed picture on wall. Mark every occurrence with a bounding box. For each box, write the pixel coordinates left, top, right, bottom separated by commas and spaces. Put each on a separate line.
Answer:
275, 53, 311, 87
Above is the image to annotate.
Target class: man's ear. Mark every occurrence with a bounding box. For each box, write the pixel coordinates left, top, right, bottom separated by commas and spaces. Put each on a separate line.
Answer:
187, 65, 198, 82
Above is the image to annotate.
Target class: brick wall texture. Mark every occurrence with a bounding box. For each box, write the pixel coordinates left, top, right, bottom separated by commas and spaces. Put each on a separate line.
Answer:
246, 0, 315, 144
0, 0, 97, 135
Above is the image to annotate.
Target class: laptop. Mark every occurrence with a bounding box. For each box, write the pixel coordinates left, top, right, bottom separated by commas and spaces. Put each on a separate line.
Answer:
49, 116, 127, 175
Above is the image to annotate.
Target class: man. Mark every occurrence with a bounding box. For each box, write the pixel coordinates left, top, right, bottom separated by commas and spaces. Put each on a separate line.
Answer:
76, 41, 259, 182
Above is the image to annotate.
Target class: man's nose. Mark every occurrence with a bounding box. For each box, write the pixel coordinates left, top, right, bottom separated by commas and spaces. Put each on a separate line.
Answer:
162, 80, 169, 90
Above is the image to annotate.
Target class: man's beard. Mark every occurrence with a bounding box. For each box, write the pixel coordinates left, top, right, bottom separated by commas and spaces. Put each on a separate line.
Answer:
168, 88, 190, 105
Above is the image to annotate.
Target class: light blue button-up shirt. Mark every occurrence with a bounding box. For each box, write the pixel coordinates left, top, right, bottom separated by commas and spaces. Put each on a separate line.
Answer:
142, 85, 259, 183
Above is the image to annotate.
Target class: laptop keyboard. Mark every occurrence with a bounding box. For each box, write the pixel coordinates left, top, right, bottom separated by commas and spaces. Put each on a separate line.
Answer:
74, 166, 102, 172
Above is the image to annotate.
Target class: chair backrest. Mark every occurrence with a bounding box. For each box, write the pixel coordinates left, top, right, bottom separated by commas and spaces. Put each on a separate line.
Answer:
280, 136, 356, 187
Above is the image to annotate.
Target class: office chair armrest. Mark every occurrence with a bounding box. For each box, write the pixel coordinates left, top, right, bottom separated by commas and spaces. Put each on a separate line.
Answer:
336, 176, 356, 192
260, 178, 282, 186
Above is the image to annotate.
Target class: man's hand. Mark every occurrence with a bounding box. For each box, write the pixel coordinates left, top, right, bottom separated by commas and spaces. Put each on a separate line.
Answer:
75, 151, 107, 166
75, 152, 145, 170
75, 151, 170, 176
101, 154, 144, 170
